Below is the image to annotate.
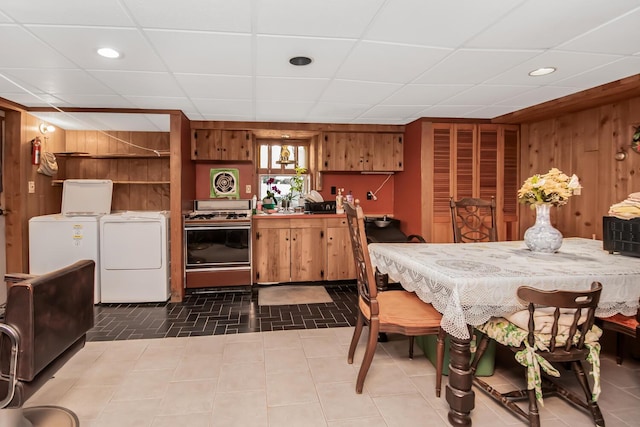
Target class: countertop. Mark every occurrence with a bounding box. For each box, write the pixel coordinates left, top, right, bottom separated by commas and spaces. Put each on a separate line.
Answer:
252, 212, 345, 219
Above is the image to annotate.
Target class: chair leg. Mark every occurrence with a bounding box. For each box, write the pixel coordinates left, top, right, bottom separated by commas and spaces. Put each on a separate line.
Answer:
355, 321, 380, 394
471, 333, 490, 375
571, 361, 605, 426
408, 336, 414, 359
436, 327, 446, 397
615, 331, 624, 365
348, 311, 365, 364
527, 388, 541, 427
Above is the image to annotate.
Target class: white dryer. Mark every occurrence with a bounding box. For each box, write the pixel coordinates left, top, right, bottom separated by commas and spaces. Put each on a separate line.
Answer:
99, 211, 170, 303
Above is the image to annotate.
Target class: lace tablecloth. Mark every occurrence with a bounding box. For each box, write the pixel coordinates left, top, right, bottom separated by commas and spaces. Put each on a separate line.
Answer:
368, 238, 640, 339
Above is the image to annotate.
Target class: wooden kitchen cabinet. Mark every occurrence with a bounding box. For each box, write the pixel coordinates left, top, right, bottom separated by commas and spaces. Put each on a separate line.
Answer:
192, 129, 253, 161
253, 219, 291, 283
319, 132, 403, 172
253, 215, 354, 284
290, 221, 325, 282
325, 218, 357, 281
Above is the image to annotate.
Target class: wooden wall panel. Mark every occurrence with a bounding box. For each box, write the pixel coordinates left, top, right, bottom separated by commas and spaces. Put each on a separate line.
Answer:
519, 95, 640, 240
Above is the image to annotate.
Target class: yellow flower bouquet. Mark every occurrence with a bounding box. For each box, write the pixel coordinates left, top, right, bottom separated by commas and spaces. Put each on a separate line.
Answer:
518, 168, 581, 207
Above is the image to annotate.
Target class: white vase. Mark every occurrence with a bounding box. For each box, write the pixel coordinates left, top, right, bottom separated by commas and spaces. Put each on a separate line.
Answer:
524, 204, 563, 253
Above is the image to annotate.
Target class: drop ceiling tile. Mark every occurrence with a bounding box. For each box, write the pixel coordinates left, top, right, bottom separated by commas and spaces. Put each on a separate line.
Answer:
255, 0, 384, 38
145, 30, 252, 74
256, 35, 356, 78
0, 0, 134, 25
191, 98, 253, 116
443, 85, 534, 105
0, 10, 12, 23
555, 57, 640, 88
360, 105, 429, 119
337, 41, 452, 83
414, 49, 543, 85
495, 86, 580, 108
255, 77, 329, 102
123, 0, 252, 32
559, 8, 640, 55
0, 92, 64, 107
255, 100, 314, 121
1, 68, 114, 95
144, 114, 171, 132
382, 84, 472, 105
307, 102, 370, 120
53, 94, 134, 108
174, 74, 253, 99
86, 113, 165, 131
88, 70, 184, 97
418, 105, 485, 118
123, 96, 196, 111
465, 0, 640, 49
486, 50, 623, 86
201, 113, 255, 121
0, 25, 76, 68
26, 26, 166, 71
319, 80, 402, 104
461, 105, 525, 119
365, 0, 522, 47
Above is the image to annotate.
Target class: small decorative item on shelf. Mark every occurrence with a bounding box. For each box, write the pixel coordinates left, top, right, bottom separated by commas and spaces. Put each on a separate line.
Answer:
263, 177, 280, 210
518, 168, 581, 253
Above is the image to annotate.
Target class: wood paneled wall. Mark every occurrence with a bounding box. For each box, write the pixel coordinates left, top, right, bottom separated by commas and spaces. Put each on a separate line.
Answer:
519, 96, 640, 239
64, 131, 170, 211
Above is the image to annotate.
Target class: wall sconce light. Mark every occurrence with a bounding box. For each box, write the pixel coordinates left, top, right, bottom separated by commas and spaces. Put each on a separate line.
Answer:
614, 150, 627, 161
39, 123, 55, 134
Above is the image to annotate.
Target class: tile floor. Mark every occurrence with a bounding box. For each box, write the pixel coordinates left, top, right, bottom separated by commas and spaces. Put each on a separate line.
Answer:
13, 283, 640, 426
27, 325, 640, 426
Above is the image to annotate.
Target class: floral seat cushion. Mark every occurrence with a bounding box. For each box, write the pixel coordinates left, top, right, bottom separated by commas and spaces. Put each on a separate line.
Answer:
476, 317, 602, 405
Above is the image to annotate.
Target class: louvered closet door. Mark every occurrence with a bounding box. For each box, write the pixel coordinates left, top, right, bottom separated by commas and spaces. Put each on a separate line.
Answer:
454, 125, 476, 200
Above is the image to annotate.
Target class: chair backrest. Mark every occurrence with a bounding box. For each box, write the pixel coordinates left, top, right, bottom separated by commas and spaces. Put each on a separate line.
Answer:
1, 260, 95, 408
450, 197, 497, 243
517, 282, 602, 352
344, 201, 379, 316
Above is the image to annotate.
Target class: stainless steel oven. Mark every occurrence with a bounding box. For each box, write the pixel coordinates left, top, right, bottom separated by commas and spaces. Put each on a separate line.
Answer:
184, 199, 253, 289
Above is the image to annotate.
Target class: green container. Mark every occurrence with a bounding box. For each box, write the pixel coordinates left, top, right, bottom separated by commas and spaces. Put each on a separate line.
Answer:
416, 330, 496, 376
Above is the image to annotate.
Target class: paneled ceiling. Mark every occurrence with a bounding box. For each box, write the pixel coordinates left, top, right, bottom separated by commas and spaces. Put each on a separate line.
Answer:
1, 0, 639, 131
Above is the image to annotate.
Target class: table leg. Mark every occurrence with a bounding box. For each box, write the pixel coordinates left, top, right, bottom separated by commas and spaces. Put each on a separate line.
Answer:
446, 331, 474, 426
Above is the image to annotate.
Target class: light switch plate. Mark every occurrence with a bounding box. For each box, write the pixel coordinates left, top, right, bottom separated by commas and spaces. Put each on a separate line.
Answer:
28, 181, 35, 193
245, 184, 251, 193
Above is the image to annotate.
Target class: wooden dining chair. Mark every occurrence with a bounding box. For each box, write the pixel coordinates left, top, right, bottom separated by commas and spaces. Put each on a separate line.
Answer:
344, 201, 446, 396
449, 197, 498, 243
473, 282, 604, 427
599, 304, 640, 365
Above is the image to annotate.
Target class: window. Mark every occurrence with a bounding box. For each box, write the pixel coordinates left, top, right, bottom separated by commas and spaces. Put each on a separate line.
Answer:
257, 140, 309, 201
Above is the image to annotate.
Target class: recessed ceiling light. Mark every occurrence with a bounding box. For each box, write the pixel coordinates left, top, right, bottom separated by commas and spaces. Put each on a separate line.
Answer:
289, 56, 312, 66
528, 67, 556, 76
97, 47, 121, 59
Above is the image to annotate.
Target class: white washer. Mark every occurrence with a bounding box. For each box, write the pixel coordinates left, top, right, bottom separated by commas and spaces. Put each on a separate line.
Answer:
99, 211, 170, 303
29, 179, 113, 304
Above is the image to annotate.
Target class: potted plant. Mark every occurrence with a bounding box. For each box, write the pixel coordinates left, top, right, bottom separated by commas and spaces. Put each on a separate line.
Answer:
283, 166, 307, 208
263, 177, 280, 209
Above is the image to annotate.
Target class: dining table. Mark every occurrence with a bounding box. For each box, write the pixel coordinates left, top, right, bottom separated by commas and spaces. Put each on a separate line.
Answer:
368, 237, 640, 426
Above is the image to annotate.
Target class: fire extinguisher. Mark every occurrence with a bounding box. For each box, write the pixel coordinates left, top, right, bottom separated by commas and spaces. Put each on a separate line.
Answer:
31, 137, 41, 165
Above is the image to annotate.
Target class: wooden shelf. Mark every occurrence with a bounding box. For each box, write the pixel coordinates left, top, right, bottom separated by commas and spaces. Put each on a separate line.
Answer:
52, 180, 170, 186
54, 152, 170, 159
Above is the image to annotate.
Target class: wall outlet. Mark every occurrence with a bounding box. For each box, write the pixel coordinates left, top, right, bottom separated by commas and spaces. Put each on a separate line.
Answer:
366, 191, 373, 200
28, 181, 35, 193
245, 184, 251, 193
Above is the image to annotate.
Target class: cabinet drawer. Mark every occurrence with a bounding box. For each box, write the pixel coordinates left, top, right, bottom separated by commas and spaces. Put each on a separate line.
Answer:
325, 217, 348, 228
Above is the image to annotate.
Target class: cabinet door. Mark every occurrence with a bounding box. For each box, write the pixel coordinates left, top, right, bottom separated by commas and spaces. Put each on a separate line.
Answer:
254, 228, 291, 283
369, 133, 404, 171
320, 132, 366, 171
219, 130, 253, 161
326, 224, 356, 281
192, 129, 222, 160
290, 227, 325, 282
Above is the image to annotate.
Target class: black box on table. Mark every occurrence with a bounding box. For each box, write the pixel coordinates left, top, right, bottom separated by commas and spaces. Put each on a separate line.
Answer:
603, 216, 640, 257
